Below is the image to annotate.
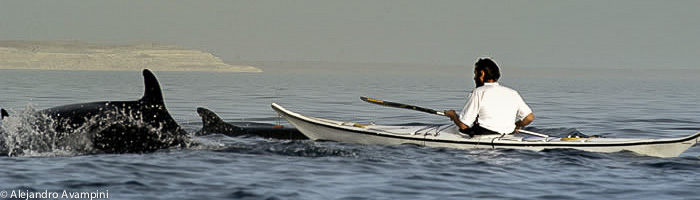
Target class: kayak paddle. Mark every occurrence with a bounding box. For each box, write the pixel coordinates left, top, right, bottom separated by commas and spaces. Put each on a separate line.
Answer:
360, 96, 549, 138
360, 96, 445, 116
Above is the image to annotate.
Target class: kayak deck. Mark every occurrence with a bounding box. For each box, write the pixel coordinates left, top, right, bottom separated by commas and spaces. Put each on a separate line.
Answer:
272, 103, 700, 157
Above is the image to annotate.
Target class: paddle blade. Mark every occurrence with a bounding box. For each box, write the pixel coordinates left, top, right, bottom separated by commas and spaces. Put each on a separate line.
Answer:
360, 96, 386, 105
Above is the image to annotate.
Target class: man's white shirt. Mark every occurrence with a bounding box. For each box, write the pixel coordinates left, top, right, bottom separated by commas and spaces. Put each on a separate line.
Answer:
458, 82, 532, 134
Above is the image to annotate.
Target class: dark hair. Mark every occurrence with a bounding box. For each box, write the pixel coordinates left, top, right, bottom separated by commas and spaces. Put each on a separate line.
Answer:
474, 58, 500, 81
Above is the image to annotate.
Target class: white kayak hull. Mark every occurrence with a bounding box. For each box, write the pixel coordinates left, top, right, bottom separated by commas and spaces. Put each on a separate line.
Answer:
272, 103, 700, 158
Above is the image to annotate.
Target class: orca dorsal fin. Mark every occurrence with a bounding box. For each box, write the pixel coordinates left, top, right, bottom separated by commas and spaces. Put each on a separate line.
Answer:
1, 108, 8, 119
140, 69, 165, 105
197, 107, 228, 128
196, 107, 244, 135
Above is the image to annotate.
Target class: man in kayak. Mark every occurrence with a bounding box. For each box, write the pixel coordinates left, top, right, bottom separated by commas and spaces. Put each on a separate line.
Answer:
444, 58, 534, 137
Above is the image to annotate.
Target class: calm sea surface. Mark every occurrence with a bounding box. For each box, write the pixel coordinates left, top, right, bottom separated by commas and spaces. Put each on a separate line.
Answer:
1, 68, 699, 200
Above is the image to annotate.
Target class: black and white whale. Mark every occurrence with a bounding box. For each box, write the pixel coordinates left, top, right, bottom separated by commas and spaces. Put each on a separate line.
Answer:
196, 107, 307, 140
3, 69, 189, 155
1, 109, 8, 119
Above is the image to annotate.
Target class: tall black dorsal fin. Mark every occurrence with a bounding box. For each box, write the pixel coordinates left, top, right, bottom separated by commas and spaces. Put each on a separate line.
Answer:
140, 69, 165, 104
1, 108, 8, 119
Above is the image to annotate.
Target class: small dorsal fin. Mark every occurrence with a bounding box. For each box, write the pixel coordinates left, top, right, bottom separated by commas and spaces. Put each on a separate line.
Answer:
197, 107, 228, 128
140, 69, 165, 105
1, 108, 8, 119
196, 107, 244, 135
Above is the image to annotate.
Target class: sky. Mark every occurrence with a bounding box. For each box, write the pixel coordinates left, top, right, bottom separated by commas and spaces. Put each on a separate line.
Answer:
1, 0, 699, 69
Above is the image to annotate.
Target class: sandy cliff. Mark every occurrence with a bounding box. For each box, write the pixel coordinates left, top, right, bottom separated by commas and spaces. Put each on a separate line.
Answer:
0, 41, 261, 72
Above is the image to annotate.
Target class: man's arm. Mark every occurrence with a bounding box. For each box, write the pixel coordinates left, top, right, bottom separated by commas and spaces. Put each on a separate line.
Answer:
514, 113, 534, 132
445, 109, 469, 130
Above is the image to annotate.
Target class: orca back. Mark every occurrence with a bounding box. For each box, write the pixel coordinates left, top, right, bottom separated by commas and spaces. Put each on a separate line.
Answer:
196, 107, 307, 140
37, 69, 187, 153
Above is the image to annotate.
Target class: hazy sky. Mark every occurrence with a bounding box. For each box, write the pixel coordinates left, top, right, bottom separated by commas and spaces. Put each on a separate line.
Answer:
1, 0, 699, 69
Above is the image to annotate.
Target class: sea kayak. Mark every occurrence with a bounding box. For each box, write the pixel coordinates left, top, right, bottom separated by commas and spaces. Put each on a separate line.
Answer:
271, 103, 700, 158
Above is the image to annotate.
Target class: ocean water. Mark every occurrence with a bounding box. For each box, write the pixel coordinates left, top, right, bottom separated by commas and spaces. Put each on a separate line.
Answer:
0, 67, 699, 200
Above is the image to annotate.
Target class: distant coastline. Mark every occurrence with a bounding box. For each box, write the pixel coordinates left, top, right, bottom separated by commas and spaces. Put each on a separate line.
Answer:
0, 40, 262, 72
